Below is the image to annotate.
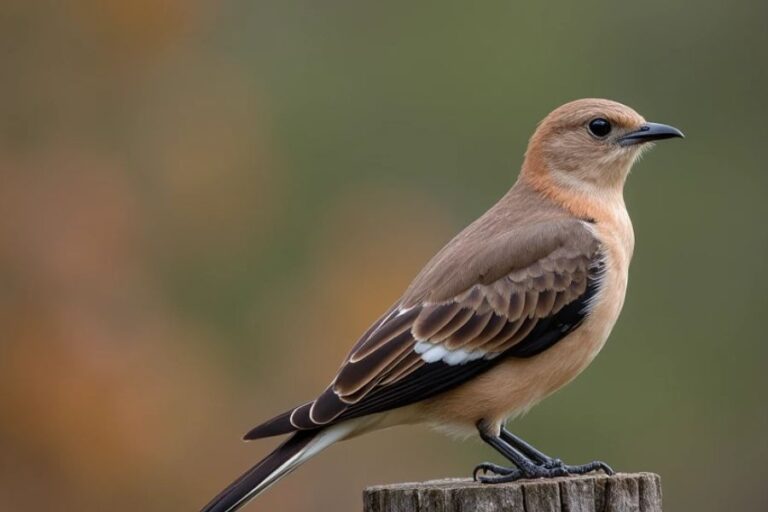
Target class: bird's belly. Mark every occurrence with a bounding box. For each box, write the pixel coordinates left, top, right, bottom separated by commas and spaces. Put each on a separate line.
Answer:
419, 255, 628, 435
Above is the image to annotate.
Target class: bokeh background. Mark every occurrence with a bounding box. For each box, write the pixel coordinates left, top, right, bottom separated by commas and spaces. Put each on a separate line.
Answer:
2, 1, 767, 510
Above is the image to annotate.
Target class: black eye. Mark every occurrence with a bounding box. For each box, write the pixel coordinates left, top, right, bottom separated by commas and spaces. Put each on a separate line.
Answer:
588, 118, 612, 138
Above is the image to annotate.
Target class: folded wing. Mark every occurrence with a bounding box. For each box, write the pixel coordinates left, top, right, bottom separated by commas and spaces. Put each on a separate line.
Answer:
245, 219, 603, 439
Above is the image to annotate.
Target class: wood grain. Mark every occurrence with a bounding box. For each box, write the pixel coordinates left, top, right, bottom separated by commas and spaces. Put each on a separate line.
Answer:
363, 473, 661, 512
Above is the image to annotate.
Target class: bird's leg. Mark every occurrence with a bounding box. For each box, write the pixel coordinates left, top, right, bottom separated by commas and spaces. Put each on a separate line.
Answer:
500, 427, 614, 476
475, 427, 564, 482
499, 427, 556, 467
473, 422, 614, 483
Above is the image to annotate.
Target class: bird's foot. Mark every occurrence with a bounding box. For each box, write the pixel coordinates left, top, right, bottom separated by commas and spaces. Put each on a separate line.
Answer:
547, 459, 615, 476
473, 462, 522, 483
473, 459, 613, 483
541, 457, 564, 470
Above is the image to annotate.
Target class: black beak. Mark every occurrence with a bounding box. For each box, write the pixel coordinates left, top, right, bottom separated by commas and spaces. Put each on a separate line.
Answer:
618, 122, 685, 146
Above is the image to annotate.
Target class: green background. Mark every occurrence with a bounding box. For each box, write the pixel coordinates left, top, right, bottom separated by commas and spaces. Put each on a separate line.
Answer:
2, 1, 766, 510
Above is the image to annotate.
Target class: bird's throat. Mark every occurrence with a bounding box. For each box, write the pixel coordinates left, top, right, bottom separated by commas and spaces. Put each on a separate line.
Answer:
518, 162, 628, 226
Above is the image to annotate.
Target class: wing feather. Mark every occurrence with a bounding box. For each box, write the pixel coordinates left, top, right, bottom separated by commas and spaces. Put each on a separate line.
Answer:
443, 310, 494, 349
412, 302, 462, 340
430, 307, 475, 342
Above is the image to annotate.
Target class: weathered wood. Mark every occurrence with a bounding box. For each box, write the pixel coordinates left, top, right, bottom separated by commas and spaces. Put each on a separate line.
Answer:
363, 473, 661, 512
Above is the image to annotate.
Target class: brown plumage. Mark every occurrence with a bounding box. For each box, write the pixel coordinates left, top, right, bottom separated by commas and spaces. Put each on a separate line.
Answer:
202, 99, 684, 512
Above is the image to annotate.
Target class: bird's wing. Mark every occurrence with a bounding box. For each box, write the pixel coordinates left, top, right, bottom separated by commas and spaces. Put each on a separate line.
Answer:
245, 218, 603, 439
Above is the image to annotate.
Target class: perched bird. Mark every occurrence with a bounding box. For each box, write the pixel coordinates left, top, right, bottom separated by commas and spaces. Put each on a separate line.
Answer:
202, 98, 683, 512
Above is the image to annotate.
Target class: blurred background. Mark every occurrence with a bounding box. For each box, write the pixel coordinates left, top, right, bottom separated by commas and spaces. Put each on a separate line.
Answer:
1, 0, 766, 510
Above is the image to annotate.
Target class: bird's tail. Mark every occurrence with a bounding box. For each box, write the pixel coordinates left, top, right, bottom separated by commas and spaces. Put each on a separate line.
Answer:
201, 423, 353, 512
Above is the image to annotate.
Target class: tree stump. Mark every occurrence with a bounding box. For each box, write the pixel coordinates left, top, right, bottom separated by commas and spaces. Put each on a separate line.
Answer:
363, 473, 661, 512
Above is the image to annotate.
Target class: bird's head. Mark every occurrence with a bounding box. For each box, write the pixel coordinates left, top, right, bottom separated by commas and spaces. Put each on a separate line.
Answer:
522, 98, 683, 194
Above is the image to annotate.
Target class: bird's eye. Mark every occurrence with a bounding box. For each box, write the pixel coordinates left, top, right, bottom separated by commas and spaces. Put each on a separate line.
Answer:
587, 118, 612, 138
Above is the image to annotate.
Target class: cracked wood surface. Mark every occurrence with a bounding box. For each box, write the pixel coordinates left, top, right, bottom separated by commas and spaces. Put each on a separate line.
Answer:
363, 473, 661, 512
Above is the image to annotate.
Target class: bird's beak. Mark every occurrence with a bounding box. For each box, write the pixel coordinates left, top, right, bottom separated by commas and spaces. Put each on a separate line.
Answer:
618, 122, 685, 146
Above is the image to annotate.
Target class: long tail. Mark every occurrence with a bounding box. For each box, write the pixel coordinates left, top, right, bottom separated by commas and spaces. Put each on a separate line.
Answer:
201, 423, 353, 512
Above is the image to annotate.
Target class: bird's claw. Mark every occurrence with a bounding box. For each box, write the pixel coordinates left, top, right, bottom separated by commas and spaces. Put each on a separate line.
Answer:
473, 462, 523, 483
563, 460, 615, 476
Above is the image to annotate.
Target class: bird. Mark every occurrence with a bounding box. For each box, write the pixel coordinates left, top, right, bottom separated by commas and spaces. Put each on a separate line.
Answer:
201, 98, 683, 512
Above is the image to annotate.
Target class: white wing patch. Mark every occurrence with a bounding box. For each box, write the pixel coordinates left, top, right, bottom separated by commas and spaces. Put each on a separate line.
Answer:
414, 340, 487, 365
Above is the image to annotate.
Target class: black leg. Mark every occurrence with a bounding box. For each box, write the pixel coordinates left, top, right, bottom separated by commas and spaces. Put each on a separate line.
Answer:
473, 422, 614, 483
477, 428, 564, 482
499, 427, 557, 466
